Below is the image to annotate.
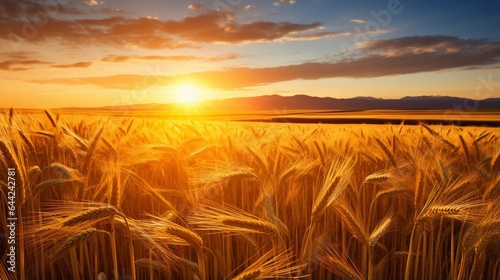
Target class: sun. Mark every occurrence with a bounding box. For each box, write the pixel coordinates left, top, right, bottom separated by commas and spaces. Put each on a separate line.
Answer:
175, 84, 201, 104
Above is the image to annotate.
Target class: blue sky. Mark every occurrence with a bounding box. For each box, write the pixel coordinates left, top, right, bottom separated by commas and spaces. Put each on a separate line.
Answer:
0, 0, 499, 108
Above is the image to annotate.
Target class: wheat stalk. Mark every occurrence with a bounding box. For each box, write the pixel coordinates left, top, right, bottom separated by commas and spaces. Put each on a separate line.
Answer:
314, 239, 363, 280
126, 119, 135, 133
135, 258, 166, 271
246, 145, 268, 172
459, 135, 471, 164
234, 270, 260, 280
439, 137, 457, 150
27, 165, 42, 185
17, 129, 35, 152
221, 218, 279, 236
82, 125, 105, 174
333, 198, 368, 244
34, 131, 55, 138
439, 160, 449, 181
232, 250, 305, 279
311, 176, 340, 221
33, 178, 82, 197
44, 163, 83, 179
51, 228, 108, 260
8, 108, 14, 125
364, 173, 391, 184
430, 205, 462, 215
491, 150, 500, 171
60, 124, 88, 149
374, 187, 412, 202
420, 123, 438, 136
311, 155, 355, 222
164, 224, 203, 249
43, 110, 57, 128
189, 203, 280, 237
369, 214, 394, 247
62, 205, 118, 227
375, 138, 398, 168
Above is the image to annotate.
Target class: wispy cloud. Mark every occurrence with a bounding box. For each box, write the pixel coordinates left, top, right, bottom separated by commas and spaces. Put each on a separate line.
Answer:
188, 2, 203, 10
0, 59, 49, 71
350, 19, 366, 24
51, 61, 93, 68
0, 51, 244, 71
99, 54, 243, 63
360, 35, 500, 57
274, 0, 297, 6
83, 0, 104, 6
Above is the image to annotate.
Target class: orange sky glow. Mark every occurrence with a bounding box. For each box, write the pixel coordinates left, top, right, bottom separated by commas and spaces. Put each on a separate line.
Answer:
1, 0, 499, 108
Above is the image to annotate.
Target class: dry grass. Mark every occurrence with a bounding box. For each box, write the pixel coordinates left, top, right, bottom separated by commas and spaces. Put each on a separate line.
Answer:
0, 110, 499, 279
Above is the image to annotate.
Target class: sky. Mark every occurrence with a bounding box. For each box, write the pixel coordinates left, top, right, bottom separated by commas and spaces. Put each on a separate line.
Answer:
1, 0, 499, 108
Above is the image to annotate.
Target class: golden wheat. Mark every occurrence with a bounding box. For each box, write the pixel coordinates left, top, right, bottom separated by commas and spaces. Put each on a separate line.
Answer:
62, 205, 118, 227
2, 112, 499, 279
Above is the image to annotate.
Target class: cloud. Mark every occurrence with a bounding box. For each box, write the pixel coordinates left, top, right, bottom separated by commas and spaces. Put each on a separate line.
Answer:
99, 55, 193, 63
33, 36, 500, 89
1, 51, 38, 60
83, 0, 104, 6
162, 11, 323, 44
0, 52, 243, 71
93, 8, 125, 14
51, 61, 93, 68
350, 19, 366, 24
0, 0, 87, 17
1, 7, 331, 49
0, 0, 125, 22
287, 30, 353, 40
274, 0, 297, 6
204, 53, 244, 62
1, 16, 193, 49
0, 59, 92, 71
360, 35, 499, 57
188, 2, 203, 10
99, 54, 242, 62
2, 56, 83, 71
0, 59, 49, 71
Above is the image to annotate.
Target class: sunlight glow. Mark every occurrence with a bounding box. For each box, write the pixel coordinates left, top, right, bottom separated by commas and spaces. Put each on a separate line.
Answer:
175, 84, 201, 104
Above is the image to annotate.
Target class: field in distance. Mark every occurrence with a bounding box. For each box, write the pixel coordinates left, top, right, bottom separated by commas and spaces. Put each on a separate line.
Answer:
19, 108, 500, 125
0, 109, 499, 279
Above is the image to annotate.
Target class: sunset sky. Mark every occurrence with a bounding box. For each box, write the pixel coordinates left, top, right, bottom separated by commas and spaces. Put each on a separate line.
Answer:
1, 0, 499, 108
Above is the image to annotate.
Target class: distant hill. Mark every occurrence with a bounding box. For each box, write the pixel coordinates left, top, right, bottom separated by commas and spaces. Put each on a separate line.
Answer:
69, 95, 500, 111
201, 95, 500, 111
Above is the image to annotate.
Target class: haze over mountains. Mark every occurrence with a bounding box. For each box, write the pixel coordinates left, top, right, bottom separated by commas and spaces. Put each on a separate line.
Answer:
90, 95, 500, 111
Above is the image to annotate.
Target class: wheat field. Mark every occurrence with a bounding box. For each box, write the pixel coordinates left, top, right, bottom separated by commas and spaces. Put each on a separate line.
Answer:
1, 110, 499, 280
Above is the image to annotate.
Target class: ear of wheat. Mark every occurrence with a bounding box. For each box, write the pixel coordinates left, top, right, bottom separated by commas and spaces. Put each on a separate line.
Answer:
232, 250, 306, 280
364, 172, 392, 184
189, 203, 280, 237
51, 228, 108, 260
43, 110, 57, 128
311, 155, 356, 222
62, 205, 118, 227
314, 238, 363, 280
144, 215, 203, 249
369, 213, 394, 247
375, 138, 398, 168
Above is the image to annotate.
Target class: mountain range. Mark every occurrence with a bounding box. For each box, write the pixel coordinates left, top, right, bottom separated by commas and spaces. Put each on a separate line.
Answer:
91, 95, 500, 111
